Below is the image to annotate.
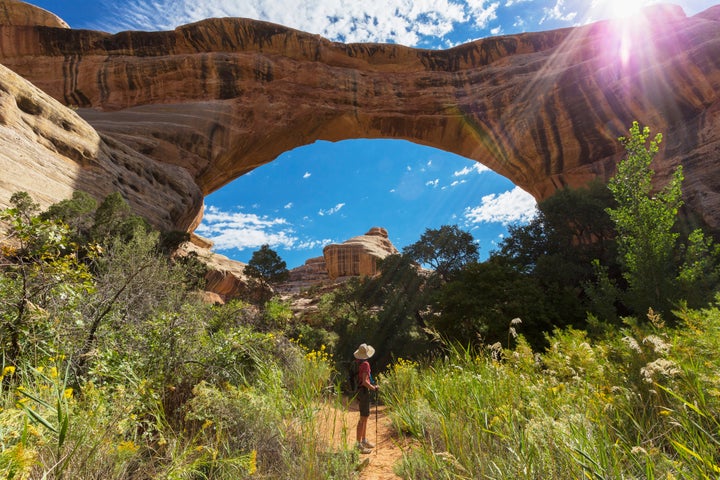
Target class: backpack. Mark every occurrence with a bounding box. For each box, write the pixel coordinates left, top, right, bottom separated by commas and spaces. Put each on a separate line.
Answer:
348, 358, 372, 392
348, 359, 362, 392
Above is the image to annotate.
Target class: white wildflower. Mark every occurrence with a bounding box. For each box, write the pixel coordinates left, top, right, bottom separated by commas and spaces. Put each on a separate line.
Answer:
642, 335, 671, 355
622, 336, 642, 353
640, 359, 680, 383
631, 446, 647, 455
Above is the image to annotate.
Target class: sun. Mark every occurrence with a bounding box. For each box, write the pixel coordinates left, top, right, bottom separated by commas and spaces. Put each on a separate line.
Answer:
592, 0, 656, 65
600, 0, 650, 19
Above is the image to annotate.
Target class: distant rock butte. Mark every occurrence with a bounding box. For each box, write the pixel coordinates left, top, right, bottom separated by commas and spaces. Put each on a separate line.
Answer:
0, 2, 719, 232
324, 227, 399, 280
278, 257, 331, 295
178, 228, 397, 302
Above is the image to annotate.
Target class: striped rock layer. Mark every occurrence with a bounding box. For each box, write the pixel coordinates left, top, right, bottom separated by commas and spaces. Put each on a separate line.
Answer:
0, 2, 719, 231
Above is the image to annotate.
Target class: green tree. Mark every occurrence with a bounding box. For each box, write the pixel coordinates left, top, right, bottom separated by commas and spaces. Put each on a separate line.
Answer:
91, 192, 149, 244
245, 244, 289, 284
75, 225, 194, 377
402, 225, 478, 282
324, 254, 432, 370
493, 181, 617, 329
676, 228, 720, 308
432, 258, 558, 349
0, 192, 94, 363
40, 190, 97, 244
606, 122, 684, 317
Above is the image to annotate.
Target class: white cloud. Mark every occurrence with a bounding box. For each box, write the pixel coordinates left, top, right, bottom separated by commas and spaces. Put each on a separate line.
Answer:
303, 172, 312, 179
318, 202, 346, 216
284, 202, 293, 209
426, 179, 439, 187
196, 205, 298, 250
97, 0, 480, 46
450, 179, 466, 187
490, 26, 502, 35
296, 238, 333, 250
454, 163, 490, 176
541, 0, 578, 24
463, 186, 537, 225
466, 0, 500, 28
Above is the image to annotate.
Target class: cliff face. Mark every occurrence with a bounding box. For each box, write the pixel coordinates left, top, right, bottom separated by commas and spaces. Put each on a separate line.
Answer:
324, 227, 399, 280
0, 2, 719, 230
0, 63, 202, 228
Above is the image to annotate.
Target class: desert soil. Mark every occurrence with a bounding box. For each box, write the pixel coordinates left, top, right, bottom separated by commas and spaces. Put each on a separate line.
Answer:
317, 396, 413, 479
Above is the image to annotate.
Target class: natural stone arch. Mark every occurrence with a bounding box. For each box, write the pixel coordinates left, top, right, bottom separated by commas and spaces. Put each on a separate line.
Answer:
0, 3, 719, 231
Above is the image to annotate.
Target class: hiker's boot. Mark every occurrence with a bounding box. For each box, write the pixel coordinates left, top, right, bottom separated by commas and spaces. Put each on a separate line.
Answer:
356, 442, 372, 454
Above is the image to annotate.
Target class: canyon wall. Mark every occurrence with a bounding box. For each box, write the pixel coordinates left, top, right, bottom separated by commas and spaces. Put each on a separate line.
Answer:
0, 2, 719, 231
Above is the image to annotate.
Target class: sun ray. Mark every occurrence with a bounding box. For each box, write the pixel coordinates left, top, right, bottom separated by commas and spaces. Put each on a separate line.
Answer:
601, 0, 649, 19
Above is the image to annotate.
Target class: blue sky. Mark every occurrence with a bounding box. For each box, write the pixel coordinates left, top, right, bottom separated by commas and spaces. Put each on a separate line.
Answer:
29, 0, 718, 268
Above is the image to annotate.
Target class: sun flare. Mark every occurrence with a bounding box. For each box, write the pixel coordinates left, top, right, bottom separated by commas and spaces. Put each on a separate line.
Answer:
601, 0, 650, 19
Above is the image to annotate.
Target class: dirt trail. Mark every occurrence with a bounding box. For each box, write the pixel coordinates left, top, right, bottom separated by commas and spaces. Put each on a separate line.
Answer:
317, 397, 412, 479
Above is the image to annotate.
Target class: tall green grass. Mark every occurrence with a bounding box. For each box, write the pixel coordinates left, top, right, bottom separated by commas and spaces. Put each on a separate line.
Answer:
380, 304, 720, 479
0, 336, 355, 479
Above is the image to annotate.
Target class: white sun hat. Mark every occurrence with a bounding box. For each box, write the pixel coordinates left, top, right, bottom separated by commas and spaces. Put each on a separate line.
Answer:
353, 343, 375, 360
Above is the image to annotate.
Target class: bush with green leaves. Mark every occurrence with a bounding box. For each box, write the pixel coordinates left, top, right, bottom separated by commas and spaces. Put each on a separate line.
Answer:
1, 192, 357, 479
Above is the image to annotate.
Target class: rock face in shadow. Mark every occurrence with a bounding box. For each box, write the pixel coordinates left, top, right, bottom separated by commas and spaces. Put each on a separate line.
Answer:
0, 63, 201, 229
0, 2, 719, 230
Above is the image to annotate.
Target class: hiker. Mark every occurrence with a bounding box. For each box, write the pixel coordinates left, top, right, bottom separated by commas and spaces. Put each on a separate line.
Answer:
353, 343, 378, 453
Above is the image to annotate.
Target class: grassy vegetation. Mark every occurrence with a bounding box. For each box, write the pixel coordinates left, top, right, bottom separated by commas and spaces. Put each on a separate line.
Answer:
380, 306, 720, 479
0, 192, 357, 479
0, 324, 357, 479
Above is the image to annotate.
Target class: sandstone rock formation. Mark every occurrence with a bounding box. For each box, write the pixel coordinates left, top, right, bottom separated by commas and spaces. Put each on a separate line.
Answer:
277, 256, 331, 294
175, 235, 252, 303
178, 228, 396, 302
0, 62, 202, 226
0, 0, 68, 28
0, 2, 719, 231
324, 227, 399, 280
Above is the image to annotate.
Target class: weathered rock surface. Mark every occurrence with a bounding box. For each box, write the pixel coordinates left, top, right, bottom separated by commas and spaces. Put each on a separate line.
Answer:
277, 256, 331, 294
324, 227, 399, 280
0, 0, 68, 28
175, 235, 252, 303
0, 62, 202, 226
0, 2, 719, 230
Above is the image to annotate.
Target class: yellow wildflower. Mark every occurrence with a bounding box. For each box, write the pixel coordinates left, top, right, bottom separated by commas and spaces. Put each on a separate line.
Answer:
49, 367, 58, 379
63, 388, 73, 399
248, 449, 257, 475
117, 440, 139, 454
2, 365, 16, 376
